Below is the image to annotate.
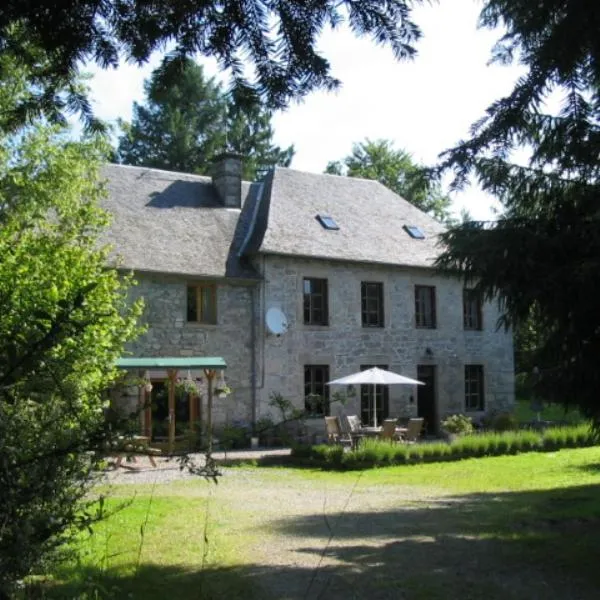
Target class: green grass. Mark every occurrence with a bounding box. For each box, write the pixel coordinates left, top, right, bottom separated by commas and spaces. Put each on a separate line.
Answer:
514, 397, 584, 424
44, 494, 263, 599
40, 447, 600, 599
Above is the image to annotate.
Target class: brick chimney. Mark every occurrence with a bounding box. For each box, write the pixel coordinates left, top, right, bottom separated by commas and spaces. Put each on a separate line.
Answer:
212, 152, 243, 208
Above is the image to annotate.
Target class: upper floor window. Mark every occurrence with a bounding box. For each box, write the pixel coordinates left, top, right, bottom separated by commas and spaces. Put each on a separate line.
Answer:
303, 277, 328, 325
465, 364, 485, 411
415, 285, 436, 328
463, 288, 483, 330
187, 283, 217, 324
304, 364, 330, 416
361, 282, 384, 327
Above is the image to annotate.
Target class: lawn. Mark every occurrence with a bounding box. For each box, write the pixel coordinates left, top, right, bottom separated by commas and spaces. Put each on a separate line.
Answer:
514, 397, 583, 424
46, 447, 600, 599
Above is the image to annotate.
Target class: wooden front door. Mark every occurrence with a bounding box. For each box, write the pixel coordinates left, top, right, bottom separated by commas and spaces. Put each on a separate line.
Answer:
417, 365, 437, 434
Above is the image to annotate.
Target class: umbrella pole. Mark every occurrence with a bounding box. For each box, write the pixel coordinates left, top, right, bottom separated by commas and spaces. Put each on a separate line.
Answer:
373, 383, 377, 428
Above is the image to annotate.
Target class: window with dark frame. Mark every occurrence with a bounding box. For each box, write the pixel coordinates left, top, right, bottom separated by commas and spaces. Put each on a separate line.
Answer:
304, 365, 330, 416
303, 277, 329, 325
186, 283, 217, 324
463, 288, 483, 330
415, 285, 436, 328
361, 281, 384, 327
465, 364, 485, 411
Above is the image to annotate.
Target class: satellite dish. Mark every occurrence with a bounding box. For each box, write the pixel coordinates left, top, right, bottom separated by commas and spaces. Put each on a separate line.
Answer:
266, 307, 288, 336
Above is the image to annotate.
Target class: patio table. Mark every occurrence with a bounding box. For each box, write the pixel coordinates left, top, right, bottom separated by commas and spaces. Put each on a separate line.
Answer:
359, 426, 382, 437
358, 426, 409, 441
113, 435, 161, 468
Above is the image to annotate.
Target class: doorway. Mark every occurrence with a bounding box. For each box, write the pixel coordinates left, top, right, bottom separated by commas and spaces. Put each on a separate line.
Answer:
417, 365, 437, 434
147, 380, 193, 441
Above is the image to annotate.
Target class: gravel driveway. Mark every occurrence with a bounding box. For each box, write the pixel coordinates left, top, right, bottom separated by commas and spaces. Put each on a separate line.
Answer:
101, 451, 599, 600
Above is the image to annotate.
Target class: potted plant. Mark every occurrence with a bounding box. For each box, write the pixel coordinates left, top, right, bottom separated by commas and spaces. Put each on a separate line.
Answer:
440, 414, 475, 442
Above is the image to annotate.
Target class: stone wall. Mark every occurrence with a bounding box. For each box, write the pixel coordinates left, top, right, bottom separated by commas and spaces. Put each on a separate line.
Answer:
123, 273, 256, 426
118, 258, 514, 438
256, 255, 514, 432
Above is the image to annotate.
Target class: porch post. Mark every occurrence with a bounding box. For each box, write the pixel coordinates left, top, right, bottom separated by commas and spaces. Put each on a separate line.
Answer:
204, 369, 216, 455
167, 369, 178, 453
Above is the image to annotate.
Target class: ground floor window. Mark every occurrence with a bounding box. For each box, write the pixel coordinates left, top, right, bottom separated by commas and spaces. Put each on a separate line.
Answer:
360, 364, 389, 426
304, 365, 330, 416
465, 364, 485, 411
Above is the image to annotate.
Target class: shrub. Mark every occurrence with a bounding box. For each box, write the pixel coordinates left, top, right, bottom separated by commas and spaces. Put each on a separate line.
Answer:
290, 424, 596, 471
441, 414, 474, 436
218, 423, 250, 450
489, 412, 519, 432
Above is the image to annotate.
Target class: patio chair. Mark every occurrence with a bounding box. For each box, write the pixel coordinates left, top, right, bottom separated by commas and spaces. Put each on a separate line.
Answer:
345, 415, 362, 433
324, 416, 352, 447
343, 415, 364, 449
403, 418, 425, 443
379, 419, 402, 442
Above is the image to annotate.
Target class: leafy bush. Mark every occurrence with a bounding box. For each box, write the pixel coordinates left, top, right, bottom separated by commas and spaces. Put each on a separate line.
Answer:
218, 423, 250, 450
441, 414, 474, 436
489, 412, 519, 432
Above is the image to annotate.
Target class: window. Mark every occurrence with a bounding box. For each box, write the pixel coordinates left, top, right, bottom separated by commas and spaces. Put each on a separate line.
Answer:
361, 282, 384, 327
463, 288, 483, 330
403, 225, 425, 239
360, 364, 389, 426
187, 283, 217, 324
304, 365, 330, 415
303, 278, 329, 325
415, 285, 436, 328
465, 365, 485, 411
316, 214, 339, 230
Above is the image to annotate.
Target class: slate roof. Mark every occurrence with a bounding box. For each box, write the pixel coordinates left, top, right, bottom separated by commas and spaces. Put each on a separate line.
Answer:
100, 164, 259, 279
101, 163, 446, 279
243, 167, 446, 268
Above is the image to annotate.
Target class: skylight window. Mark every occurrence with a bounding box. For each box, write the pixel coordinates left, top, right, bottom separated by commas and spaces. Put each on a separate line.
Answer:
316, 214, 339, 230
403, 225, 425, 239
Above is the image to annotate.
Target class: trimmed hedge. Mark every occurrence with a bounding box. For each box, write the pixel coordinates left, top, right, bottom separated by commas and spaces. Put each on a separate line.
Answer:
290, 424, 598, 470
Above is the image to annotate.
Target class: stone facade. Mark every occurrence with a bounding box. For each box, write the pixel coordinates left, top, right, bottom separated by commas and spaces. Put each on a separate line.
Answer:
256, 255, 514, 432
124, 273, 256, 425
121, 256, 514, 437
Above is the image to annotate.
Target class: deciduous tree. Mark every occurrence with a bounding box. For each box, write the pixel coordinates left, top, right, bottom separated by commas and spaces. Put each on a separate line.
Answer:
0, 65, 142, 596
326, 139, 453, 222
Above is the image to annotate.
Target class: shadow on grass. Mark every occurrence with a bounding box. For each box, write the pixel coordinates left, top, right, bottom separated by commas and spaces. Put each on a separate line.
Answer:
43, 563, 262, 600
43, 484, 600, 600
264, 483, 600, 600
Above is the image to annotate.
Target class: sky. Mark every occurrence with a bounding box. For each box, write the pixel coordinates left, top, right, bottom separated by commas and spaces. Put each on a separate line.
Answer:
84, 1, 526, 221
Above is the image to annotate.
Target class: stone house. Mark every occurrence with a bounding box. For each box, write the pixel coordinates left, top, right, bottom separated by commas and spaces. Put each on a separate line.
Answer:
102, 154, 514, 439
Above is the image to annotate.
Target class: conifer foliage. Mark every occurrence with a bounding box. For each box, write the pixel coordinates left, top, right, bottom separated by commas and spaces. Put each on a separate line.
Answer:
437, 0, 600, 420
117, 57, 294, 179
0, 0, 422, 129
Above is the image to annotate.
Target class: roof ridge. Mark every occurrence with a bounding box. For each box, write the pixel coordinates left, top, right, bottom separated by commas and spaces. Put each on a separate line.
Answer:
273, 165, 384, 186
106, 163, 254, 185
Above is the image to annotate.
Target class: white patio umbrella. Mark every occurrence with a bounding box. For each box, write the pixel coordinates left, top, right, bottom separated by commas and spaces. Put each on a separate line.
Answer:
327, 367, 424, 427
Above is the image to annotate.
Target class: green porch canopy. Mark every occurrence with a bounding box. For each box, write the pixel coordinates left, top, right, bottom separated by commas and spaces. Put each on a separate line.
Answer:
116, 357, 226, 370
115, 356, 227, 453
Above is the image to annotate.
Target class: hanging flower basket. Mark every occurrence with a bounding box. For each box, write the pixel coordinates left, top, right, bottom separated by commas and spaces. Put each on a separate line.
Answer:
214, 385, 232, 399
